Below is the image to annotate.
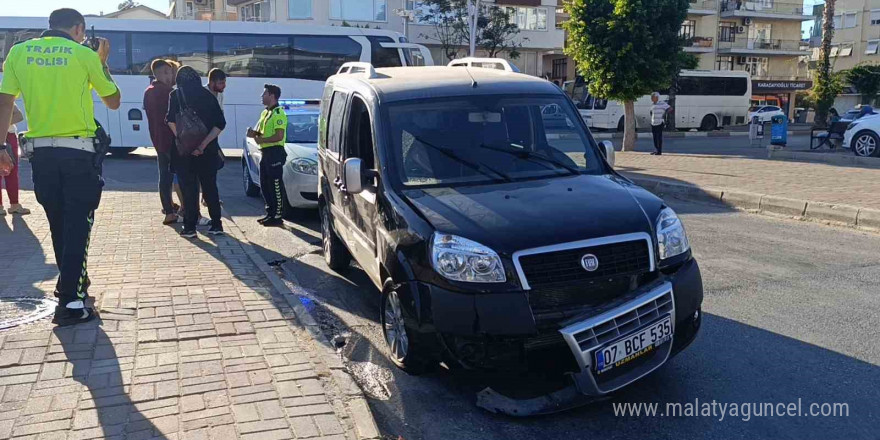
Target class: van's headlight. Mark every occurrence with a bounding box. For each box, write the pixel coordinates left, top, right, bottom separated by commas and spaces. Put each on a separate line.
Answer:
291, 158, 318, 175
656, 207, 690, 260
431, 234, 506, 283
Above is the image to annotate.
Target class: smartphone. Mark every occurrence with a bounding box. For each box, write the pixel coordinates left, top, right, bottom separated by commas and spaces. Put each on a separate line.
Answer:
84, 26, 99, 51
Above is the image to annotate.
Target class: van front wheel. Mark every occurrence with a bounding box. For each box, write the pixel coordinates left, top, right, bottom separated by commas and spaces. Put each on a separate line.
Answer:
321, 203, 351, 271
380, 281, 435, 375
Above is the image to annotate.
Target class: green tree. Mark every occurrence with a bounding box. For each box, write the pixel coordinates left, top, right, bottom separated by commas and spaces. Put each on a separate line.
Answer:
118, 0, 138, 10
419, 0, 469, 61
813, 0, 837, 127
564, 0, 691, 150
846, 64, 880, 106
478, 5, 525, 59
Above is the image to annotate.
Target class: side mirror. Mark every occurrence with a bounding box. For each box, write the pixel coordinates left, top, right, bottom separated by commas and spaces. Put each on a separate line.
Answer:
600, 140, 615, 167
343, 158, 364, 194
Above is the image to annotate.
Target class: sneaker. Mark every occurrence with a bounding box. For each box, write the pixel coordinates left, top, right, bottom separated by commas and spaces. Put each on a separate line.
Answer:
163, 213, 178, 225
52, 307, 96, 327
257, 215, 271, 224
180, 228, 197, 238
208, 222, 225, 235
650, 152, 662, 156
261, 218, 284, 227
197, 217, 211, 227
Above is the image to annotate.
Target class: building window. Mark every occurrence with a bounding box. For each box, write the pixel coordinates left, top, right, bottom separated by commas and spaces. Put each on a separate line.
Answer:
871, 10, 880, 25
718, 21, 737, 42
867, 39, 880, 54
289, 0, 311, 19
832, 15, 841, 28
551, 58, 567, 79
330, 0, 387, 22
839, 43, 853, 57
505, 6, 548, 31
830, 44, 840, 57
748, 22, 771, 42
844, 12, 857, 28
240, 1, 270, 22
185, 1, 194, 17
716, 55, 735, 70
680, 20, 696, 40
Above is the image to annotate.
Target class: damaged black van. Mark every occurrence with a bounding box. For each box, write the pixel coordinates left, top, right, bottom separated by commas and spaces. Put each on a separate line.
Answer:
317, 61, 703, 398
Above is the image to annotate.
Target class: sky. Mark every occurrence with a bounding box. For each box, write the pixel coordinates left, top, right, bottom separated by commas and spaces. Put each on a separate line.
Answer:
5, 0, 169, 17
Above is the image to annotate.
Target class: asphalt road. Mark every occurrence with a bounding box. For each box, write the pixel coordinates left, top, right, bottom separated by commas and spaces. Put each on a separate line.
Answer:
69, 152, 880, 439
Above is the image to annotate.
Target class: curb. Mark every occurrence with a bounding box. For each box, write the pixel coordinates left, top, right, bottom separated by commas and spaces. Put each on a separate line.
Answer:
221, 211, 382, 440
768, 149, 880, 168
592, 130, 802, 140
626, 175, 880, 232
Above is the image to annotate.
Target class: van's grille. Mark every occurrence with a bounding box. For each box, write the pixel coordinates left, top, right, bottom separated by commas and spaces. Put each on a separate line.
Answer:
518, 239, 651, 289
572, 291, 674, 353
528, 277, 634, 313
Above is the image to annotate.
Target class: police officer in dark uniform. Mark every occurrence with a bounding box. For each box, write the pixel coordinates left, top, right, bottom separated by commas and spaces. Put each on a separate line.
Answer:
0, 8, 121, 326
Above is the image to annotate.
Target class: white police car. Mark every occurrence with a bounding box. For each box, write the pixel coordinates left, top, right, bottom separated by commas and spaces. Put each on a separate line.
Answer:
242, 99, 320, 209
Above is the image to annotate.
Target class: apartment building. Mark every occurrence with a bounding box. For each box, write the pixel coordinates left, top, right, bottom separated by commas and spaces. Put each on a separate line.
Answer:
167, 0, 565, 77
808, 0, 880, 72
683, 0, 815, 118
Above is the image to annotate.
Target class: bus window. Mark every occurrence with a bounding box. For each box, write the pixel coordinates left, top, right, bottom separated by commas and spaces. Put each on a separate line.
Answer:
95, 31, 129, 75
367, 36, 402, 68
292, 35, 362, 80
212, 34, 292, 78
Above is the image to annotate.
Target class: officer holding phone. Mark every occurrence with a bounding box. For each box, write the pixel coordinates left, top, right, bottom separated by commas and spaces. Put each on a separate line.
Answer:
0, 8, 121, 326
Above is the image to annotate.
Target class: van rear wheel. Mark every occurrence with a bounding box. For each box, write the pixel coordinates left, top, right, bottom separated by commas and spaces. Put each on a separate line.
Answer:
321, 202, 351, 271
617, 116, 625, 132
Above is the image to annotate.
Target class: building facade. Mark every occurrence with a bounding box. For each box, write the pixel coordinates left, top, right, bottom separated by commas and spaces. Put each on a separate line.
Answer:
684, 0, 814, 118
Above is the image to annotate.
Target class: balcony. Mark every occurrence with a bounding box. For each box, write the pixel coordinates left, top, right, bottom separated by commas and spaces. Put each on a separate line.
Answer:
688, 0, 716, 15
720, 1, 815, 20
717, 38, 810, 55
683, 36, 715, 53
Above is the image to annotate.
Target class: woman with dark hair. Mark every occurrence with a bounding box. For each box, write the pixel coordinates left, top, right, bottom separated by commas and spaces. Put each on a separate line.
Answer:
166, 66, 226, 238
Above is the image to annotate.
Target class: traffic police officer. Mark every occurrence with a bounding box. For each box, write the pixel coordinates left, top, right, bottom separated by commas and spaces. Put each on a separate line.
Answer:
247, 84, 288, 227
0, 8, 121, 326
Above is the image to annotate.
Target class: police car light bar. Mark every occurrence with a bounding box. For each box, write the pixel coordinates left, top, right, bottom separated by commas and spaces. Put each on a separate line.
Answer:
280, 99, 320, 108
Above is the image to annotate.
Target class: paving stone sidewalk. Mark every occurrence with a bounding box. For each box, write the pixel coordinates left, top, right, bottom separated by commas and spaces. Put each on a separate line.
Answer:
0, 189, 357, 440
615, 151, 880, 211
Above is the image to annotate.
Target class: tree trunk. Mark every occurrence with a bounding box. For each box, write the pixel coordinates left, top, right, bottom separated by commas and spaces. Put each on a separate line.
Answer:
622, 100, 636, 151
815, 0, 836, 127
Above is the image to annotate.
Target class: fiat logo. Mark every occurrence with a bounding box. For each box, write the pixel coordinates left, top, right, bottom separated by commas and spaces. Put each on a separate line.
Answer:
580, 254, 599, 272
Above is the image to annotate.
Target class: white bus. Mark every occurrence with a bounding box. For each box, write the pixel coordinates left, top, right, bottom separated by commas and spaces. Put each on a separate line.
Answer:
564, 70, 751, 131
0, 17, 432, 153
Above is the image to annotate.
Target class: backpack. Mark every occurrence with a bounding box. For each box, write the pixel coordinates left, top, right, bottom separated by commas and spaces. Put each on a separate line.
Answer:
174, 89, 208, 156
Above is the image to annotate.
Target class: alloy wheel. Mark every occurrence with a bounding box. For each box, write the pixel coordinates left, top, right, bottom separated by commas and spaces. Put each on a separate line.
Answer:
321, 208, 331, 257
855, 134, 877, 157
384, 290, 409, 362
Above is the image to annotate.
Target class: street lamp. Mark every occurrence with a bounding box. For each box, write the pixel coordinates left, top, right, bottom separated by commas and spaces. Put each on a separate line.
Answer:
468, 0, 481, 57
393, 8, 418, 41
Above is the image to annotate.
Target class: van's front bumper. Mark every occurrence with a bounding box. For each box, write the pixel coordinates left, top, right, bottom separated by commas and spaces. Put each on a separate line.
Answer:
411, 258, 703, 392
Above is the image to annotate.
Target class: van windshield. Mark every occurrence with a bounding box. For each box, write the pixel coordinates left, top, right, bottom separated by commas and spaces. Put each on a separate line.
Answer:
385, 95, 605, 187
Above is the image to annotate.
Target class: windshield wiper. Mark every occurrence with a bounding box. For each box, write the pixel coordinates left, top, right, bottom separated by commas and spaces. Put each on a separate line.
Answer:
479, 144, 580, 175
409, 135, 513, 182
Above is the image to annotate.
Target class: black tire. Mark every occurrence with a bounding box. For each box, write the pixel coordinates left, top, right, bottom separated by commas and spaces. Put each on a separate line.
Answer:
852, 130, 880, 157
699, 115, 717, 132
110, 147, 137, 156
242, 158, 260, 197
380, 280, 435, 375
320, 202, 351, 271
617, 116, 625, 132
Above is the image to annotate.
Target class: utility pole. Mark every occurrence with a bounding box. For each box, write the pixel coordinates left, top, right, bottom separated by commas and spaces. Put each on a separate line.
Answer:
469, 0, 481, 57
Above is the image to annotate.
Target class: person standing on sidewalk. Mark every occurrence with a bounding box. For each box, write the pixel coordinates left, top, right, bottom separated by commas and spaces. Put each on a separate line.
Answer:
650, 92, 670, 156
144, 59, 178, 225
0, 8, 121, 326
166, 66, 226, 238
1, 103, 30, 216
247, 84, 287, 227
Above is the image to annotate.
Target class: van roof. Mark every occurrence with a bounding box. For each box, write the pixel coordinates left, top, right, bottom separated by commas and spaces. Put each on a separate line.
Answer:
334, 66, 561, 103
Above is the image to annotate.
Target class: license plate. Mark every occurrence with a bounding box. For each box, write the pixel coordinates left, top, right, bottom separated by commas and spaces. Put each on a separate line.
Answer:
594, 316, 673, 374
